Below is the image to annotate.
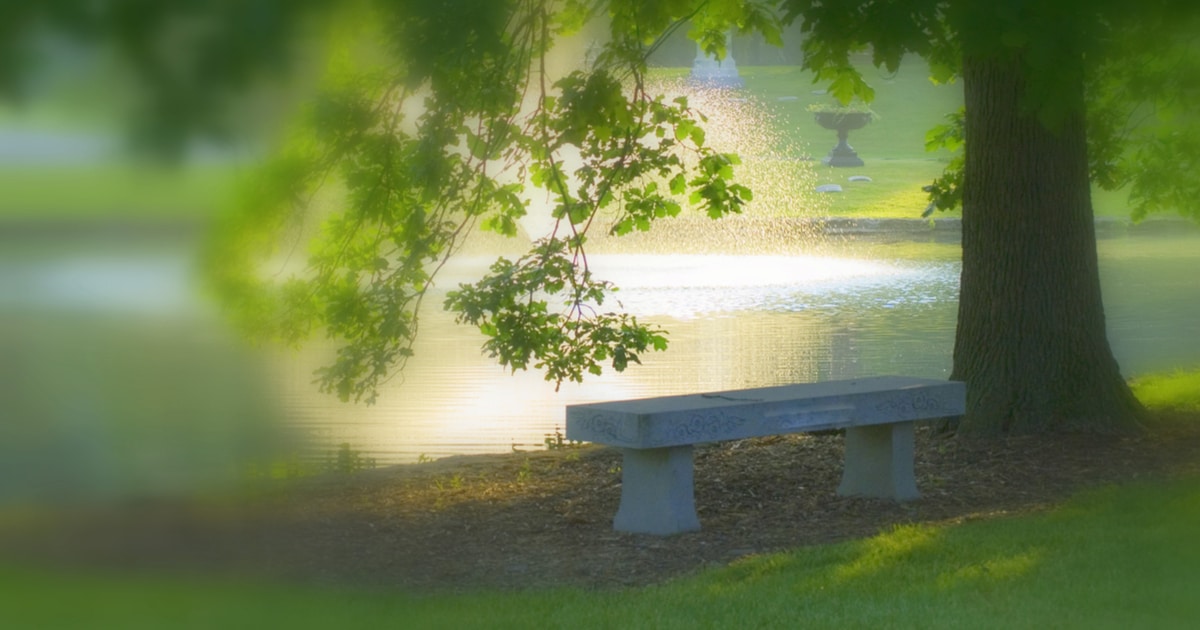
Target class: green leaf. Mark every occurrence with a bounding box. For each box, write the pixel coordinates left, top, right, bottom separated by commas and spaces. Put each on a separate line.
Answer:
669, 173, 686, 195
675, 119, 694, 142
566, 202, 590, 225
1000, 30, 1028, 49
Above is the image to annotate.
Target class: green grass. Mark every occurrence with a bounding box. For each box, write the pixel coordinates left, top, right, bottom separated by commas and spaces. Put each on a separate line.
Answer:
3, 368, 1198, 628
737, 62, 964, 160
735, 61, 1160, 220
653, 481, 1199, 629
738, 61, 962, 220
1, 57, 1165, 223
0, 312, 291, 502
3, 475, 1197, 629
810, 158, 955, 218
1132, 369, 1200, 412
651, 60, 966, 220
0, 163, 236, 221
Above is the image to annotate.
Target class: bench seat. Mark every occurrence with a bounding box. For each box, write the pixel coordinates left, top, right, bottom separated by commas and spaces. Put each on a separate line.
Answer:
565, 376, 965, 535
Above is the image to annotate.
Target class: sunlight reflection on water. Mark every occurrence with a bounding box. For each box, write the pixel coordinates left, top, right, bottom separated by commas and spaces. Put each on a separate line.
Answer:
584, 254, 958, 318
3, 234, 1197, 465
0, 255, 196, 314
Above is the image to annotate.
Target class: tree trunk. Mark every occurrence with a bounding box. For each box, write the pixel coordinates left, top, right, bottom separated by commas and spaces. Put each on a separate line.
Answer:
950, 54, 1145, 435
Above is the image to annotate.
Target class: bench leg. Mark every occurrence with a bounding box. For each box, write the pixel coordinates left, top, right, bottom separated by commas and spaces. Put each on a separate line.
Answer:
613, 446, 701, 535
838, 422, 919, 501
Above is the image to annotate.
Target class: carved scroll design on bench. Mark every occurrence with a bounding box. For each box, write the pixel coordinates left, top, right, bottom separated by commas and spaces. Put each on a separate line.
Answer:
574, 414, 637, 446
873, 391, 945, 415
664, 410, 750, 444
764, 404, 854, 432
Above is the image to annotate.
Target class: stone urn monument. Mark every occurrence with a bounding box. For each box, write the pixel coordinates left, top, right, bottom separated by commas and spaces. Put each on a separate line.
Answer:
814, 109, 873, 167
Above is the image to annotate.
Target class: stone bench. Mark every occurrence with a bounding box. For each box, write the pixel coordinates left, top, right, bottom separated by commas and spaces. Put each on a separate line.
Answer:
565, 376, 965, 535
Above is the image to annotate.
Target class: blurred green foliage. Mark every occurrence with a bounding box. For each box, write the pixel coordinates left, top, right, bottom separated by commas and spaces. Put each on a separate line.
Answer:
200, 1, 775, 402
0, 0, 328, 156
0, 313, 294, 504
4, 0, 1198, 411
2, 473, 1197, 626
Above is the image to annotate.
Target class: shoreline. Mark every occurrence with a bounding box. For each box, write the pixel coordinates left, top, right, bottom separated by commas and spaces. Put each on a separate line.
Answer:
4, 418, 1197, 592
1, 214, 1195, 242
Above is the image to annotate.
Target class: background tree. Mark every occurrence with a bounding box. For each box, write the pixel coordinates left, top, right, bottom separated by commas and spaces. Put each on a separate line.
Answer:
0, 0, 326, 155
7, 1, 1198, 436
201, 0, 784, 403
783, 0, 1200, 434
2, 0, 777, 402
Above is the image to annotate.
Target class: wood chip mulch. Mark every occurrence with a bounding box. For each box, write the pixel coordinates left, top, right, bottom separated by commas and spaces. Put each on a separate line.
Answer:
3, 414, 1198, 593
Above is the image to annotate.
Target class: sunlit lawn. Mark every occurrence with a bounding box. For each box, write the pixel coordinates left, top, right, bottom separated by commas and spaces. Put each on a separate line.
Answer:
1, 57, 1159, 224
737, 62, 1148, 220
1, 369, 1198, 628
739, 61, 962, 220
0, 311, 290, 504
649, 60, 966, 220
3, 474, 1196, 628
0, 163, 236, 221
809, 158, 952, 218
3, 42, 1197, 629
1132, 370, 1200, 412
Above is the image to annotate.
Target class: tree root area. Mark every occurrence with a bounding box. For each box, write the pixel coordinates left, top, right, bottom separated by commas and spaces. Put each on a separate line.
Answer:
4, 416, 1198, 593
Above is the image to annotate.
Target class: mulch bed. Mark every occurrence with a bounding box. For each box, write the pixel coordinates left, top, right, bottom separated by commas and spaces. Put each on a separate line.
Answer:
3, 415, 1198, 593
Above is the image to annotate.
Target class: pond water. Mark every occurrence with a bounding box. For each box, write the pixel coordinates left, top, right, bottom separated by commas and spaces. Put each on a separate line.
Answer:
268, 231, 1199, 462
3, 229, 1198, 466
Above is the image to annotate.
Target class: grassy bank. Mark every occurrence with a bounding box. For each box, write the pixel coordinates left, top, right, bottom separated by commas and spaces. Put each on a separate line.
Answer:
3, 476, 1196, 628
2, 369, 1197, 628
738, 62, 962, 220
682, 60, 1143, 221
0, 163, 236, 221
2, 58, 1158, 225
1132, 369, 1200, 412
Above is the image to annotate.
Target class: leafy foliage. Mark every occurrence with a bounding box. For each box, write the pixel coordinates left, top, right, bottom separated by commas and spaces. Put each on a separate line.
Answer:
1086, 12, 1200, 222
11, 0, 1200, 410
0, 0, 327, 156
922, 107, 964, 214
781, 1, 1200, 221
201, 1, 768, 402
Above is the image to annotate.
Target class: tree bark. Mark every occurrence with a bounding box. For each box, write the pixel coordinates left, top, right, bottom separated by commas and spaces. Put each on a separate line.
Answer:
950, 54, 1145, 435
